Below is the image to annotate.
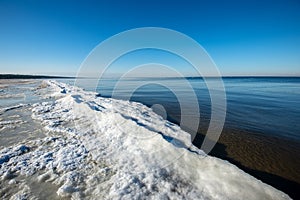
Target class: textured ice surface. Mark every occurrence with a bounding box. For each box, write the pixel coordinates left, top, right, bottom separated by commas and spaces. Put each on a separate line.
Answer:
0, 80, 291, 199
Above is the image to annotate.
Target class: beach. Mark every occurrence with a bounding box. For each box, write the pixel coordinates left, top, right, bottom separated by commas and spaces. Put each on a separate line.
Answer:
0, 79, 292, 199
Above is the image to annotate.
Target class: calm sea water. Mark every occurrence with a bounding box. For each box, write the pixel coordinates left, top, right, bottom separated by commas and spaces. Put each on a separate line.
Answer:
70, 77, 300, 142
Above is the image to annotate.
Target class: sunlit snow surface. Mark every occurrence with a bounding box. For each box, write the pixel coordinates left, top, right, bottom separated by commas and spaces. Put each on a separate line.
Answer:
0, 80, 291, 199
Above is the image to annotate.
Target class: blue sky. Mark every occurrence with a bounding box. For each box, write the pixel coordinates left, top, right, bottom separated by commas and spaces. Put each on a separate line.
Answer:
0, 0, 299, 76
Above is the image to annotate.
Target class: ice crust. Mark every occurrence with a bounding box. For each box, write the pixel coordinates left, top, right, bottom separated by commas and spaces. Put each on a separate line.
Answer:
0, 80, 291, 199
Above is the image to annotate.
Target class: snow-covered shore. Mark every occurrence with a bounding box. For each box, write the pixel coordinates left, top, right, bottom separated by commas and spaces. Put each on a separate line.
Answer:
0, 80, 291, 199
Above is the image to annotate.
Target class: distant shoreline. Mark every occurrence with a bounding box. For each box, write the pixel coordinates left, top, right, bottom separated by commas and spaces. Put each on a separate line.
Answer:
0, 74, 75, 79
1, 74, 300, 80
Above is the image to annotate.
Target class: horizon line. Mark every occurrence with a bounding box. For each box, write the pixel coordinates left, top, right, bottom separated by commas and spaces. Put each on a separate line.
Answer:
1, 73, 300, 79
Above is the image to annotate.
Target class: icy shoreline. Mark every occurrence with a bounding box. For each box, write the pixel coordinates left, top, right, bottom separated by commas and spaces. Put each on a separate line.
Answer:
0, 80, 291, 199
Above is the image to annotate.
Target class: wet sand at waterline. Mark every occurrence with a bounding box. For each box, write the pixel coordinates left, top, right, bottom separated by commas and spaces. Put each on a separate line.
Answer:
193, 127, 300, 199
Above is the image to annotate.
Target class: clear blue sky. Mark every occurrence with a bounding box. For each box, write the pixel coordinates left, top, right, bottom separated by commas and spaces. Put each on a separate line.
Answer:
0, 0, 299, 76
